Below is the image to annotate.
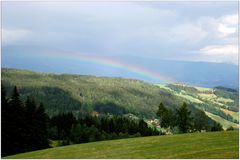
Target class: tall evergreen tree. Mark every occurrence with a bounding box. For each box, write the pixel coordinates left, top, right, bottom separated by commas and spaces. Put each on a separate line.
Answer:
2, 86, 50, 156
157, 103, 167, 122
10, 86, 22, 109
1, 85, 13, 156
138, 119, 150, 136
162, 109, 175, 128
176, 102, 192, 133
11, 86, 27, 153
25, 97, 50, 150
51, 112, 76, 139
25, 96, 37, 150
193, 110, 209, 132
156, 102, 174, 128
34, 103, 50, 149
1, 85, 8, 107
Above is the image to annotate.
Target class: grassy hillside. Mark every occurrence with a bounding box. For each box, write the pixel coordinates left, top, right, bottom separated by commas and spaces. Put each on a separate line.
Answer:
4, 131, 238, 159
2, 68, 238, 128
157, 83, 239, 129
204, 111, 238, 129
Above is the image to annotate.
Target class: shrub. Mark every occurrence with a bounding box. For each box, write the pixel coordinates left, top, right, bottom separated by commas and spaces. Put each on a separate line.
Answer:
226, 126, 234, 131
211, 122, 223, 131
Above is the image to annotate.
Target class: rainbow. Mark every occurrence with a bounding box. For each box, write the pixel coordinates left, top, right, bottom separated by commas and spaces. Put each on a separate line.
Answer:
44, 51, 175, 83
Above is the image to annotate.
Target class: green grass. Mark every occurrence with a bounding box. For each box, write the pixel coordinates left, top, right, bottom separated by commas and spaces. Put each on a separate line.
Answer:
195, 86, 212, 92
217, 96, 234, 103
156, 84, 173, 92
220, 108, 239, 122
4, 131, 238, 159
176, 92, 203, 104
198, 93, 234, 105
204, 111, 239, 129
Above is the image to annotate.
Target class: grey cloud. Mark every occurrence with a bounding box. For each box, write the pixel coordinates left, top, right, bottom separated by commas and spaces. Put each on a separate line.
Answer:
2, 1, 238, 64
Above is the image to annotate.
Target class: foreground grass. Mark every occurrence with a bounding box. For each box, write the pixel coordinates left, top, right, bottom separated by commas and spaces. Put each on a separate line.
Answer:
4, 131, 238, 159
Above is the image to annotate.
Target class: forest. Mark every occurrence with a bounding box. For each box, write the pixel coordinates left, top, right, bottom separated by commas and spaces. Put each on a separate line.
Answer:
2, 85, 231, 157
2, 68, 238, 127
1, 85, 159, 156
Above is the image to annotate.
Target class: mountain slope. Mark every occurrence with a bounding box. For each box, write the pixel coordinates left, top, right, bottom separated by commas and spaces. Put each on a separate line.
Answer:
1, 68, 238, 129
4, 131, 239, 159
1, 68, 185, 118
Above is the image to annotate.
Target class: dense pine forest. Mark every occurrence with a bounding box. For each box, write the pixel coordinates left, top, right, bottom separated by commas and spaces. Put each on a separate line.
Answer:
2, 86, 49, 156
1, 85, 159, 156
1, 68, 185, 118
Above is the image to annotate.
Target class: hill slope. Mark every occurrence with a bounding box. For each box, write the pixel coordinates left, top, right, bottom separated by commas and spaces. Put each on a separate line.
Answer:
1, 68, 188, 117
1, 68, 238, 129
157, 84, 239, 129
4, 131, 238, 159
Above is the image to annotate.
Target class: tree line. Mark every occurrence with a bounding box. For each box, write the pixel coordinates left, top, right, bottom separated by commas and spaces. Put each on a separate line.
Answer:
2, 86, 49, 157
48, 112, 160, 146
2, 85, 234, 157
1, 85, 160, 156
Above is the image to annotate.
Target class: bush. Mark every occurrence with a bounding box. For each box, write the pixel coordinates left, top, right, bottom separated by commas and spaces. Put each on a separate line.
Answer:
211, 122, 223, 131
134, 132, 141, 137
119, 132, 129, 138
226, 126, 234, 131
48, 126, 58, 140
59, 139, 70, 146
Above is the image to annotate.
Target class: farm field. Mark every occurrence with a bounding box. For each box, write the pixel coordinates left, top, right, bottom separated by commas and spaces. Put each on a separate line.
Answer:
4, 131, 238, 159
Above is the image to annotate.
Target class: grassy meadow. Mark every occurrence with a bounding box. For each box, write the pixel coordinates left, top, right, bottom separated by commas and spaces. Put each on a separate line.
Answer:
4, 131, 238, 159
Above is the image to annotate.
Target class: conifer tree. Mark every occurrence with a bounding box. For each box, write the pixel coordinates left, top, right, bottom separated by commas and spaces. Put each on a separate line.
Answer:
35, 103, 50, 149
193, 110, 209, 132
25, 96, 37, 150
2, 86, 50, 156
176, 102, 192, 133
9, 86, 26, 154
1, 85, 13, 156
156, 102, 174, 128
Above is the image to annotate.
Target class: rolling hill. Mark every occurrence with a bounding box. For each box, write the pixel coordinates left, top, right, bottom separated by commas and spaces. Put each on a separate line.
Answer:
4, 131, 238, 159
1, 68, 238, 129
157, 84, 239, 129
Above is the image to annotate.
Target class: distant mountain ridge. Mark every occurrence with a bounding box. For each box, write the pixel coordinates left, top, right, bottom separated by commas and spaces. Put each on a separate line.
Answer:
119, 56, 238, 89
2, 45, 238, 89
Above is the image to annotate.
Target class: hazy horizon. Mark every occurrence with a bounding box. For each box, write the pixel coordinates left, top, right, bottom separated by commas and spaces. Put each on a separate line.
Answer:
2, 1, 238, 86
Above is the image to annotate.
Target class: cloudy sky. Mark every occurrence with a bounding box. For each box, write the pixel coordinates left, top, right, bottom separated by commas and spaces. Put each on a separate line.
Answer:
2, 1, 238, 72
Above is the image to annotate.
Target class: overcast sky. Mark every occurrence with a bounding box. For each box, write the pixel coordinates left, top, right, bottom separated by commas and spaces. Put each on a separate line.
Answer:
2, 1, 238, 65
